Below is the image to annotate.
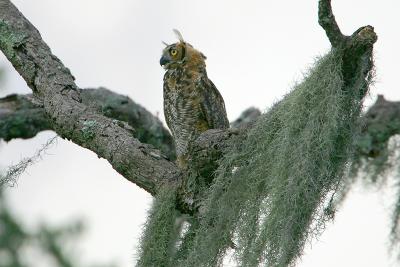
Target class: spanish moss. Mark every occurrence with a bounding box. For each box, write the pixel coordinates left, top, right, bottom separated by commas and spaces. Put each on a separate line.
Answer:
136, 186, 180, 267
181, 49, 370, 267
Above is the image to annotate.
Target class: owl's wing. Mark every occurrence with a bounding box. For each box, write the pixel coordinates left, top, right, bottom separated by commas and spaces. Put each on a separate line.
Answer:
197, 76, 229, 130
163, 74, 174, 133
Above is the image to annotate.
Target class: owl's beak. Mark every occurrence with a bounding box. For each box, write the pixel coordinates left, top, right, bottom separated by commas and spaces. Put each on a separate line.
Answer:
159, 55, 170, 66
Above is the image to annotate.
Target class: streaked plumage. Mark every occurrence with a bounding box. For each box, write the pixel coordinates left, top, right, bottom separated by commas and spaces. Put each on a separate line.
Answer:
160, 30, 229, 167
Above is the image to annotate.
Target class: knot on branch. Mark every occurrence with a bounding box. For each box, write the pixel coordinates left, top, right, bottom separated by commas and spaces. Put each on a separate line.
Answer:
356, 26, 378, 43
350, 25, 378, 50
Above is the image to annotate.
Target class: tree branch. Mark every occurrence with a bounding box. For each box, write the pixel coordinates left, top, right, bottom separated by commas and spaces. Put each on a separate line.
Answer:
0, 0, 180, 195
0, 88, 176, 159
318, 0, 377, 50
318, 0, 345, 48
80, 88, 176, 160
0, 94, 50, 140
356, 95, 400, 158
319, 0, 377, 100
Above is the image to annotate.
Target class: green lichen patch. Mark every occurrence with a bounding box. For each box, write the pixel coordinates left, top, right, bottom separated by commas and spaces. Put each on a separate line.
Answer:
81, 120, 97, 140
0, 21, 28, 55
0, 21, 37, 87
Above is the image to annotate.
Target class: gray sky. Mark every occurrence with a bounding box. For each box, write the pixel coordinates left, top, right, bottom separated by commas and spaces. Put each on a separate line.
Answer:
1, 0, 399, 266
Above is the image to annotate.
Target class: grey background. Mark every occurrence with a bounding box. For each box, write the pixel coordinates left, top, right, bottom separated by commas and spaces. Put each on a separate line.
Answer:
0, 0, 399, 266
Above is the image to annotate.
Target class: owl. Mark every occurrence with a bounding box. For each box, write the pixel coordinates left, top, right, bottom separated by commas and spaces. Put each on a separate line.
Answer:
160, 29, 229, 168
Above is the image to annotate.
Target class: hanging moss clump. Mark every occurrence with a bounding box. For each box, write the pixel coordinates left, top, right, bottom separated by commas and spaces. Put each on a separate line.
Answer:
180, 49, 371, 267
351, 136, 400, 257
136, 48, 372, 267
135, 185, 180, 267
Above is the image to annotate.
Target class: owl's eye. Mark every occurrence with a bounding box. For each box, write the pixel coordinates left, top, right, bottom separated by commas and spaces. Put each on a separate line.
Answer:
170, 49, 178, 56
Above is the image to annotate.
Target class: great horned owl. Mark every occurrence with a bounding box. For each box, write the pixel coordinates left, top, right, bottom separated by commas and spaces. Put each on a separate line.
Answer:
160, 30, 229, 168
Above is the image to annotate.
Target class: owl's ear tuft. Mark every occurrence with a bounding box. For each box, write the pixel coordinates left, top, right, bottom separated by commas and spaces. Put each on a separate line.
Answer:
173, 29, 185, 43
162, 41, 169, 47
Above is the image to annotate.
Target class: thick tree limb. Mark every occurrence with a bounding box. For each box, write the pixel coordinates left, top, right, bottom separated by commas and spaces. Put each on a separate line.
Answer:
80, 88, 176, 160
0, 88, 176, 159
0, 0, 180, 195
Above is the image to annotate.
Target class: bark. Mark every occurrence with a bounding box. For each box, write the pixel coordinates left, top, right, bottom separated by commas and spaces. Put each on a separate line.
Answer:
0, 0, 379, 214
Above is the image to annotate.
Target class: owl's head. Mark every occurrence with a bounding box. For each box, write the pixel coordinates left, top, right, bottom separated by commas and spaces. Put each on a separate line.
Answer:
160, 29, 206, 70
